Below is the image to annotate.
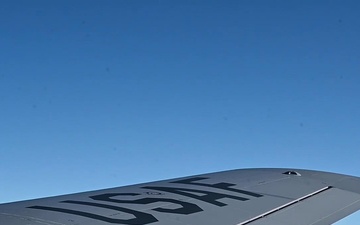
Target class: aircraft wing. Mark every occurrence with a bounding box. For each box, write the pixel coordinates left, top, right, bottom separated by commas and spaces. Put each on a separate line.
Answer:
1, 168, 360, 225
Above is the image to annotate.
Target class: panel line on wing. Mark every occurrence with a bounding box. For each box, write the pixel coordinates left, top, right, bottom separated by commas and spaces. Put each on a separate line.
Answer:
237, 186, 332, 225
0, 212, 66, 225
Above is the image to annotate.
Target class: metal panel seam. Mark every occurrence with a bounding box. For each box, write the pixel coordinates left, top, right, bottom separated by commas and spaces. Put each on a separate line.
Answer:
237, 186, 331, 225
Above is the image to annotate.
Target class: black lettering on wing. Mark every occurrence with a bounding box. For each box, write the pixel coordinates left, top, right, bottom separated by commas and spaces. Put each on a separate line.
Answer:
143, 186, 249, 207
172, 177, 263, 198
28, 201, 158, 225
90, 193, 203, 215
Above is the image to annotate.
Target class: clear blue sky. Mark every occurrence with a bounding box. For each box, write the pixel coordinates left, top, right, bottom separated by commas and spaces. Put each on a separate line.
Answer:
1, 1, 360, 224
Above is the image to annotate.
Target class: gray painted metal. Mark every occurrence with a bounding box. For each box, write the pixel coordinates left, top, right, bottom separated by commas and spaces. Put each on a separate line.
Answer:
1, 168, 360, 225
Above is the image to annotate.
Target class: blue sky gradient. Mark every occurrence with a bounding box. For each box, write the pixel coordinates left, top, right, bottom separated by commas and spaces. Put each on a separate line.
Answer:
1, 1, 360, 224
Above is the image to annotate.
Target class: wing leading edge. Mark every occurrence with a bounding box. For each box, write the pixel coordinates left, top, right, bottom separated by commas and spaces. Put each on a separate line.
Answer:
1, 168, 360, 225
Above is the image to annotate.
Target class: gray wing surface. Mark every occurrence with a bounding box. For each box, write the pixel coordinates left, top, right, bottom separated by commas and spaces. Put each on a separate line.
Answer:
1, 168, 360, 225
